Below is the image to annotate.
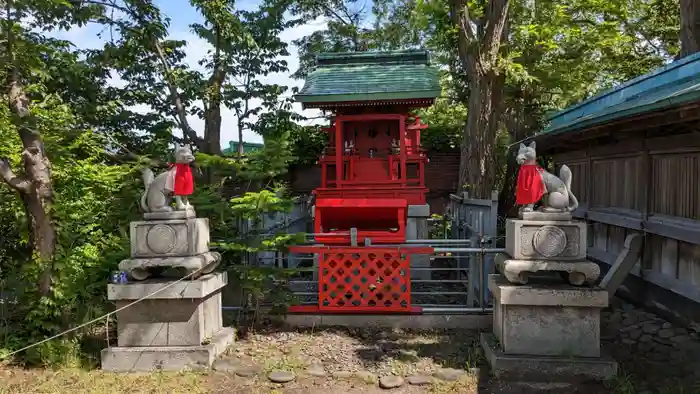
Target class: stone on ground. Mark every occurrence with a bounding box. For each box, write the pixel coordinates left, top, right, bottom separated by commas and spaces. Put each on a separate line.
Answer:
211, 358, 236, 372
379, 375, 404, 389
407, 375, 433, 385
268, 370, 296, 383
233, 364, 261, 377
434, 367, 465, 381
306, 363, 326, 377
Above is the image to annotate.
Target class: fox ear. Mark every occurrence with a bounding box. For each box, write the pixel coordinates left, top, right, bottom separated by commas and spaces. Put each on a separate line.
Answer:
519, 143, 526, 150
529, 141, 536, 150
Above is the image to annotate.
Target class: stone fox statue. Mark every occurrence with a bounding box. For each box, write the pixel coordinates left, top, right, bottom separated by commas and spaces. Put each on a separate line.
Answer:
140, 144, 195, 212
515, 142, 579, 213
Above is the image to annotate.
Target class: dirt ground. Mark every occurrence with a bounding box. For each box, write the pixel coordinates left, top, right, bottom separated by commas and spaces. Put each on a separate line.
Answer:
1, 311, 699, 394
0, 326, 597, 394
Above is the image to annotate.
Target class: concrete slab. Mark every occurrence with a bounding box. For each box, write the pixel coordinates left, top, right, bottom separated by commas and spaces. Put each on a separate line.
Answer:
101, 326, 235, 372
490, 274, 608, 358
115, 289, 223, 347
108, 272, 227, 300
489, 274, 608, 307
279, 313, 492, 330
407, 204, 430, 217
480, 333, 617, 382
143, 209, 196, 221
519, 211, 572, 222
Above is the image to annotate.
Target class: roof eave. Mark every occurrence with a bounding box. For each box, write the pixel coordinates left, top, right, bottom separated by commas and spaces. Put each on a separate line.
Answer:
509, 89, 700, 149
295, 90, 441, 104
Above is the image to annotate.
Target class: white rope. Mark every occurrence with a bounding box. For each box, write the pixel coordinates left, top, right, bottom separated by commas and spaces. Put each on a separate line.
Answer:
0, 267, 207, 360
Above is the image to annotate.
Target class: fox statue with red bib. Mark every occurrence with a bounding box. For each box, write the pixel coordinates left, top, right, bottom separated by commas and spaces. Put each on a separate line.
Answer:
515, 141, 579, 214
140, 144, 195, 213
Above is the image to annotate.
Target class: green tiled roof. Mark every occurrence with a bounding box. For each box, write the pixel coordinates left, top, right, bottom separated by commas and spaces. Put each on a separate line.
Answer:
295, 50, 441, 105
514, 52, 700, 147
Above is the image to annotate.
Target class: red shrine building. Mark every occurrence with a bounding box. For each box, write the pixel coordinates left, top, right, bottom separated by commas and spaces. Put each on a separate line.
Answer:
289, 50, 441, 313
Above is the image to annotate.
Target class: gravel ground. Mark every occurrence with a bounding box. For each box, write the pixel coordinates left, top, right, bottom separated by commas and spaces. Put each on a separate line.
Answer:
3, 297, 699, 393
209, 325, 481, 393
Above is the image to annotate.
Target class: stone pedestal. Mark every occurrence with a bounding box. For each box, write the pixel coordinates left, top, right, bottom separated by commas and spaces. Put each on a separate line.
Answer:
481, 274, 617, 381
120, 209, 221, 281
407, 204, 431, 280
500, 213, 599, 285
101, 272, 235, 372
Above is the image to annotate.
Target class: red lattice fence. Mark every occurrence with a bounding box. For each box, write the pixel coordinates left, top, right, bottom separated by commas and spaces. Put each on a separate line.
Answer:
288, 246, 432, 313
319, 249, 411, 312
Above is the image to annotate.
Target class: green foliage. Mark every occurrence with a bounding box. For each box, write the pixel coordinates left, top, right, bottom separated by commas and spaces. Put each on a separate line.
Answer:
428, 214, 451, 239
289, 124, 327, 167
213, 153, 306, 319
417, 75, 467, 152
0, 99, 141, 367
0, 0, 686, 368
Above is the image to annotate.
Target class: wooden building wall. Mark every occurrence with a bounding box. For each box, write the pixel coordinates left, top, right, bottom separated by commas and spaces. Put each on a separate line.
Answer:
551, 131, 700, 308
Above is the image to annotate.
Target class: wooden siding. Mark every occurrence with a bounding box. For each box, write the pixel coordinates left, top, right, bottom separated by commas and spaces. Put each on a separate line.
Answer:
552, 130, 700, 304
651, 152, 700, 220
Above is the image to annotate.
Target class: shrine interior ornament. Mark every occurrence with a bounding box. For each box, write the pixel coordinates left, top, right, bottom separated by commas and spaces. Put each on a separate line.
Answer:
515, 142, 579, 213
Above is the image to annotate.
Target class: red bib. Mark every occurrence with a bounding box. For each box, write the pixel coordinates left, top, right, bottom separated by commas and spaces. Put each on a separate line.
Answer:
516, 164, 545, 205
169, 163, 194, 196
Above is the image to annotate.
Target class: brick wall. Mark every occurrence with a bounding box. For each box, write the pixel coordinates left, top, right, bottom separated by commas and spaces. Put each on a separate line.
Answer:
425, 151, 460, 213
288, 151, 460, 214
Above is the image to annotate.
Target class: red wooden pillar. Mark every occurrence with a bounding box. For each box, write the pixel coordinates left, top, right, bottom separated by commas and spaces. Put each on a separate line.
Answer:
399, 115, 407, 186
415, 117, 422, 151
335, 117, 343, 187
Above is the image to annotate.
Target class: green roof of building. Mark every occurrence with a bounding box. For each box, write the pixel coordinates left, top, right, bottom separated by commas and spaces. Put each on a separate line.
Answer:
517, 52, 700, 146
295, 50, 441, 105
223, 141, 264, 155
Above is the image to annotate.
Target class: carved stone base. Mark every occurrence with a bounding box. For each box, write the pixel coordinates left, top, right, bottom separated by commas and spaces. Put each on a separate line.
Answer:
495, 253, 600, 286
505, 219, 586, 261
119, 251, 221, 281
130, 217, 210, 258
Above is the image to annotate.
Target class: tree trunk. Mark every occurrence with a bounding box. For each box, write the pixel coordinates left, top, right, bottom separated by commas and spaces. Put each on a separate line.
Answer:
681, 0, 700, 57
237, 124, 244, 160
452, 0, 511, 199
1, 2, 56, 296
458, 75, 498, 198
202, 26, 224, 156
498, 110, 526, 219
203, 98, 223, 155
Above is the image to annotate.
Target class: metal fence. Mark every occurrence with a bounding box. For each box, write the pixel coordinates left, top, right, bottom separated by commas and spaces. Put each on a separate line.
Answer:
222, 191, 502, 314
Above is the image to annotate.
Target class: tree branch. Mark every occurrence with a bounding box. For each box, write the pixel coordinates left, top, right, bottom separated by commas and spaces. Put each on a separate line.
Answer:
449, 0, 478, 77
482, 0, 510, 64
81, 0, 203, 148
0, 158, 31, 193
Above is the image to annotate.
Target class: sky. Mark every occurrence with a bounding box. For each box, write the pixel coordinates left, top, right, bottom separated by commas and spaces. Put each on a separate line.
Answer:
46, 0, 327, 147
